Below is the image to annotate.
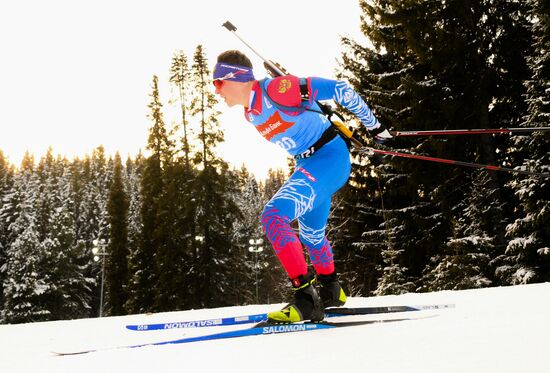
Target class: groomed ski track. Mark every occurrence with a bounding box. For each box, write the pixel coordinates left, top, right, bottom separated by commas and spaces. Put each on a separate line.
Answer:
0, 283, 548, 373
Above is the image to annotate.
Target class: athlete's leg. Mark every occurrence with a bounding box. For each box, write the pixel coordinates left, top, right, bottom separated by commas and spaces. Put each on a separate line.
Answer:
295, 137, 351, 276
261, 137, 350, 280
263, 137, 350, 321
298, 197, 335, 275
260, 174, 315, 280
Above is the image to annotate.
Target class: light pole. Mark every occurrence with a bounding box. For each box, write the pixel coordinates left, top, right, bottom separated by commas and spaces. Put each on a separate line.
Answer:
92, 238, 107, 318
248, 238, 264, 304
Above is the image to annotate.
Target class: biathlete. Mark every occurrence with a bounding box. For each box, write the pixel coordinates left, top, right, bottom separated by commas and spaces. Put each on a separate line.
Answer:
213, 50, 392, 323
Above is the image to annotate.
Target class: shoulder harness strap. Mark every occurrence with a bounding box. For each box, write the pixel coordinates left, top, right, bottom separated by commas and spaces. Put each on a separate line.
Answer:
258, 79, 352, 150
298, 78, 310, 101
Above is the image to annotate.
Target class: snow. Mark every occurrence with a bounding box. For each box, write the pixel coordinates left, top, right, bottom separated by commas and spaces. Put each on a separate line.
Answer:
1, 283, 549, 373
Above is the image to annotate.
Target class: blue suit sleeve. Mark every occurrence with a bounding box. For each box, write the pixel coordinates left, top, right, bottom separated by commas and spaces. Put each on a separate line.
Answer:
308, 77, 380, 130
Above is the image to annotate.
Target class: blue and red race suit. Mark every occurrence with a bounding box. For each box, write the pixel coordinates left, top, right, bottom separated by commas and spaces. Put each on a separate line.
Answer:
245, 76, 380, 155
246, 76, 380, 279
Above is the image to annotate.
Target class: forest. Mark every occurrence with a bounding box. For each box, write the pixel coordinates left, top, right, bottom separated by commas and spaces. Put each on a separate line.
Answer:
0, 0, 548, 323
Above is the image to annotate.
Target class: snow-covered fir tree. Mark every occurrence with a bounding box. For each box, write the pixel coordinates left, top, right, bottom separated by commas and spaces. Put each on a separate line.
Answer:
154, 54, 197, 311
40, 156, 91, 319
105, 153, 130, 316
77, 147, 113, 317
123, 154, 144, 300
3, 154, 52, 322
2, 161, 46, 323
169, 49, 193, 171
421, 173, 496, 291
231, 166, 264, 305
3, 153, 92, 323
126, 75, 169, 314
186, 45, 241, 308
0, 151, 15, 313
339, 0, 534, 293
496, 0, 550, 285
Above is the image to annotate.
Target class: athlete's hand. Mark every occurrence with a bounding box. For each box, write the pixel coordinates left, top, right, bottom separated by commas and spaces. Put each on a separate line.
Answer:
369, 123, 393, 144
373, 129, 393, 144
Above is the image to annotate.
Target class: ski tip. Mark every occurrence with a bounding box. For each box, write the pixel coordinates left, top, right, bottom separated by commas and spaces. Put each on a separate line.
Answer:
51, 349, 96, 356
416, 303, 456, 310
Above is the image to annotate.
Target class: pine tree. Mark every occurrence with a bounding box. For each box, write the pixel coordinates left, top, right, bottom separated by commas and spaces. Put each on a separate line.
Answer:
184, 45, 240, 308
126, 75, 170, 313
374, 247, 416, 296
230, 166, 263, 305
105, 153, 130, 316
66, 156, 99, 318
421, 173, 495, 291
496, 0, 550, 284
2, 164, 47, 323
76, 147, 112, 317
154, 56, 198, 311
3, 153, 92, 323
329, 169, 385, 296
153, 156, 194, 312
339, 0, 533, 293
158, 52, 196, 311
191, 165, 240, 308
36, 148, 57, 240
124, 154, 144, 293
0, 151, 15, 313
1, 155, 67, 323
170, 50, 193, 171
41, 156, 91, 320
190, 45, 223, 170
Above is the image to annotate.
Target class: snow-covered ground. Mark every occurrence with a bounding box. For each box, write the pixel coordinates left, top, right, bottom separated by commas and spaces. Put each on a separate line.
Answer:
1, 283, 548, 373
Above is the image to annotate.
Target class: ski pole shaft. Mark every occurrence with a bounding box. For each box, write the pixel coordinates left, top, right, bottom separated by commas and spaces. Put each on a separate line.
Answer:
391, 127, 550, 137
222, 21, 285, 77
361, 147, 549, 177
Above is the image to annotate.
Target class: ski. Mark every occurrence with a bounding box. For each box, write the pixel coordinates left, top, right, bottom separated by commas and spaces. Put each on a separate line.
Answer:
125, 303, 454, 331
54, 314, 430, 356
126, 312, 266, 331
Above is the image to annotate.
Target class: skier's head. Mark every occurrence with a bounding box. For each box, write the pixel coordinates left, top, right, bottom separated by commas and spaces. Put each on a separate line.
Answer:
213, 50, 255, 107
216, 50, 253, 70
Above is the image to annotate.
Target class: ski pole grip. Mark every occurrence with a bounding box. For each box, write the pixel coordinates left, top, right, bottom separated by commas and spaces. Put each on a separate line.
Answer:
222, 21, 237, 32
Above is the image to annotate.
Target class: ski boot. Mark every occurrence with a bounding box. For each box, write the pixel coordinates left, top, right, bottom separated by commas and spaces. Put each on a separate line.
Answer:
267, 271, 325, 323
318, 272, 347, 308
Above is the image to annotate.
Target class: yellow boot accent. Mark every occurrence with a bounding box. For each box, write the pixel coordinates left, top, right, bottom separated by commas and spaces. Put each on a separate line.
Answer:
338, 288, 347, 305
267, 305, 302, 323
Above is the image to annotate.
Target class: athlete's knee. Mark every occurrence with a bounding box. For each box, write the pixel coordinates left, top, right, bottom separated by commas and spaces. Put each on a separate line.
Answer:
261, 205, 289, 239
260, 205, 275, 233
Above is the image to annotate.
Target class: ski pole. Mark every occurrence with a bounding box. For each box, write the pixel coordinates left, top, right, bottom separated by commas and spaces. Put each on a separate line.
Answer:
391, 127, 550, 137
359, 147, 550, 178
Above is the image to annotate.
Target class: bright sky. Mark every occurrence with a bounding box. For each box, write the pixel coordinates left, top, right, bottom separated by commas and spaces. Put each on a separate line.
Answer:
0, 0, 367, 179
